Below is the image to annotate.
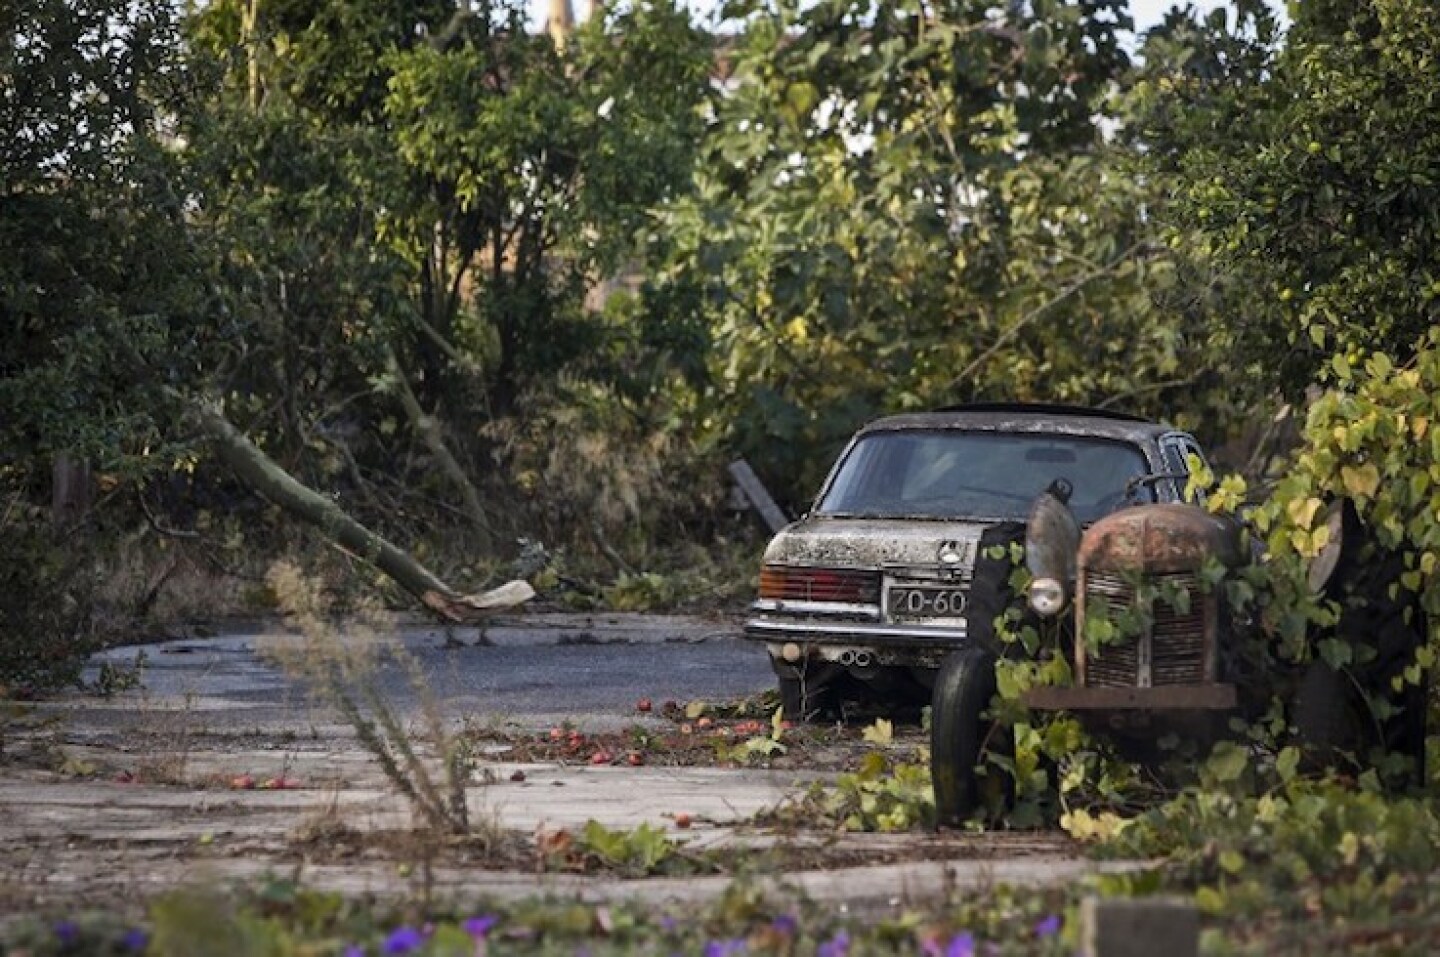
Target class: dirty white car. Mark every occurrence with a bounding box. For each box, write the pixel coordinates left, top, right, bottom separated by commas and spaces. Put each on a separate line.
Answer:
743, 403, 1221, 820
744, 403, 1209, 717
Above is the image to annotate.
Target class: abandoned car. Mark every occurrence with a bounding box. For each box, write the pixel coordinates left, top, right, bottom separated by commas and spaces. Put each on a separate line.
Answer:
744, 402, 1428, 822
744, 403, 1213, 712
742, 404, 1231, 814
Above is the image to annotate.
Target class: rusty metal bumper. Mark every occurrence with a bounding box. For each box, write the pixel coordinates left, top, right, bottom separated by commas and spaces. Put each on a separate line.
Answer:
1023, 684, 1237, 711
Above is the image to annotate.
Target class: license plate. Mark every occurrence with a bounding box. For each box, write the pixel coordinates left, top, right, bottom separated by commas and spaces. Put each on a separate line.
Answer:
886, 585, 968, 619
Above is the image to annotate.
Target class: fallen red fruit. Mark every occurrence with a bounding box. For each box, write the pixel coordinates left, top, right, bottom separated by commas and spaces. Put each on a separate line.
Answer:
674, 812, 693, 829
697, 717, 714, 729
549, 727, 565, 741
636, 698, 653, 713
589, 751, 612, 765
230, 774, 256, 790
510, 770, 527, 782
626, 751, 644, 766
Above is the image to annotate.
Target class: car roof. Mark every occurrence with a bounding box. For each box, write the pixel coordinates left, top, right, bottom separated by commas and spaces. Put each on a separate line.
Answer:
856, 403, 1173, 444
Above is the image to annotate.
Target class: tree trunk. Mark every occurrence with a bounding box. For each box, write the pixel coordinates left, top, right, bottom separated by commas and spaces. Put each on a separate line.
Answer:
386, 348, 493, 550
188, 398, 530, 621
51, 455, 91, 528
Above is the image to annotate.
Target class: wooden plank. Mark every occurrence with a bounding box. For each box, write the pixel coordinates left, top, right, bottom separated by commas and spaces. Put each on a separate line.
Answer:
727, 459, 790, 533
1023, 684, 1237, 711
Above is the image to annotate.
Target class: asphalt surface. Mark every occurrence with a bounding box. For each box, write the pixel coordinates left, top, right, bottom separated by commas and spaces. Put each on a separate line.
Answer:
7, 612, 1124, 917
71, 614, 773, 731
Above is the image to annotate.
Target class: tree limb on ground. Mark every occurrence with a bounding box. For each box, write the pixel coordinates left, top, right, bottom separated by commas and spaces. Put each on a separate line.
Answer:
188, 397, 531, 621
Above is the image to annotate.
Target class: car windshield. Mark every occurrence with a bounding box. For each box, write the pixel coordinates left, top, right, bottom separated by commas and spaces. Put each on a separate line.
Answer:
816, 430, 1155, 524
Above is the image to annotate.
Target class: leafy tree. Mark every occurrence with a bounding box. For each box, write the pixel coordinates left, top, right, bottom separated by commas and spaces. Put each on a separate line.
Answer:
180, 0, 713, 563
1149, 0, 1440, 395
1, 0, 200, 478
1, 0, 204, 687
192, 0, 710, 418
1142, 0, 1439, 779
650, 0, 1249, 502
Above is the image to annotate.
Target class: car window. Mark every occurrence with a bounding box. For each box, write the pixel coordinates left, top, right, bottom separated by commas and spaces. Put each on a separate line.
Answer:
1161, 441, 1189, 476
817, 431, 1154, 523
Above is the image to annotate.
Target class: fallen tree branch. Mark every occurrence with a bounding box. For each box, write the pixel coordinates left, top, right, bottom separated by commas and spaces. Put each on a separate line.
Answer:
186, 396, 530, 622
386, 347, 494, 551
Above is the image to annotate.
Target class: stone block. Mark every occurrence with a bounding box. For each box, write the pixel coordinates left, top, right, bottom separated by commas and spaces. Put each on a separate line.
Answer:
1079, 896, 1198, 957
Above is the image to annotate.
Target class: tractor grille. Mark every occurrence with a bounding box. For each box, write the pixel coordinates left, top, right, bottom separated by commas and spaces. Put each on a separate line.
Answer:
1085, 569, 1208, 688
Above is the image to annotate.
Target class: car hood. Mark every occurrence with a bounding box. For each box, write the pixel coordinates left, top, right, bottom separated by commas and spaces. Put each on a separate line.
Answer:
762, 516, 995, 570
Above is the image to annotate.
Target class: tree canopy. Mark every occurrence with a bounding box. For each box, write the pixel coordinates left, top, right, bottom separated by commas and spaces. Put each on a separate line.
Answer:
4, 0, 1440, 671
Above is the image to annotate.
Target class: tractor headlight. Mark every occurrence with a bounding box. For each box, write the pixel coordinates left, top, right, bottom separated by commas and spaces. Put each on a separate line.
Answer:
1028, 576, 1067, 617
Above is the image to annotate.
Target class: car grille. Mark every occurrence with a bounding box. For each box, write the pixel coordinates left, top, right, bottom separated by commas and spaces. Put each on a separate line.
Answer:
1085, 569, 1208, 688
759, 565, 881, 604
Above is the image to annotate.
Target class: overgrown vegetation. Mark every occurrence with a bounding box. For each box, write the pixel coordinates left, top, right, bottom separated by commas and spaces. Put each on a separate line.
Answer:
263, 561, 481, 838
7, 0, 1440, 945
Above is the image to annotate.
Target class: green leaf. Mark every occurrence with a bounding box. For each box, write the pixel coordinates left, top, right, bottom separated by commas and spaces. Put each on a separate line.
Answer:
1206, 741, 1249, 783
862, 718, 894, 745
1276, 746, 1301, 783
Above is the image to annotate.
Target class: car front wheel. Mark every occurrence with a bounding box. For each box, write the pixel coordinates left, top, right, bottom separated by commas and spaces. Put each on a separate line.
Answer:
930, 647, 1013, 826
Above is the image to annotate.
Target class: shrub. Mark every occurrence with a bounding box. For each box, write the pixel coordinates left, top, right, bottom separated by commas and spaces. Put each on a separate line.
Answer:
0, 494, 96, 694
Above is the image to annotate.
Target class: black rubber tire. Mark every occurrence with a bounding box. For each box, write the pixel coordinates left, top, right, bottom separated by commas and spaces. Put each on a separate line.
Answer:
1293, 661, 1367, 765
778, 673, 832, 723
1390, 678, 1429, 787
930, 647, 1012, 826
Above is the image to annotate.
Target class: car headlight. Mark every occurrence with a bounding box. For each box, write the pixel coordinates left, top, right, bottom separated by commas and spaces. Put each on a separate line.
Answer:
1028, 576, 1067, 617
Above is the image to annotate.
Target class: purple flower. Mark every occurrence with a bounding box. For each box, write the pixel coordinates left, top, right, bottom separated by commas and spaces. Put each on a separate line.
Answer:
659, 916, 680, 933
703, 938, 747, 957
464, 915, 500, 938
1034, 914, 1062, 938
343, 947, 365, 957
383, 926, 425, 954
122, 928, 149, 952
817, 929, 851, 957
945, 932, 975, 957
54, 920, 80, 945
771, 914, 799, 935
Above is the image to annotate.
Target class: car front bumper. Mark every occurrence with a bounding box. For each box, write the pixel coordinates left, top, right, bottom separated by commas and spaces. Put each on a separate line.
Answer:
744, 609, 969, 672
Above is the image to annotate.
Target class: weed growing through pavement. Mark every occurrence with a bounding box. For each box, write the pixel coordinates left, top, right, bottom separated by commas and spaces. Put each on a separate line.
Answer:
263, 561, 486, 841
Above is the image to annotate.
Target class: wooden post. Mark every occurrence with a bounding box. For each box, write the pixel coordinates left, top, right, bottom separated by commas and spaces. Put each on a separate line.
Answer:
51, 455, 91, 527
727, 459, 790, 533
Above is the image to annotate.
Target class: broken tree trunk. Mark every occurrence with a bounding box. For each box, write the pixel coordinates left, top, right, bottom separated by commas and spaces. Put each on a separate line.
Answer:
51, 454, 91, 528
386, 348, 493, 551
188, 398, 531, 622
